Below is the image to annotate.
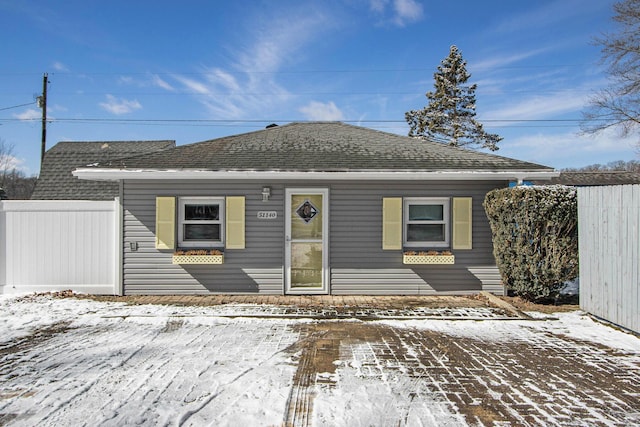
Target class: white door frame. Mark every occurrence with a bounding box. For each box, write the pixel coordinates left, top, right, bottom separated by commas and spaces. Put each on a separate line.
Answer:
285, 188, 329, 294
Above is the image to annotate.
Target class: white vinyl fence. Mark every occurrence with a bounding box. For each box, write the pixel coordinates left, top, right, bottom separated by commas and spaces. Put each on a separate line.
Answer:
0, 200, 119, 295
578, 185, 639, 333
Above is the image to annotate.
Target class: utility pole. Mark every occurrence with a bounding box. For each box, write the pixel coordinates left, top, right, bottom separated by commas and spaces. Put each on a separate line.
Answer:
37, 73, 49, 168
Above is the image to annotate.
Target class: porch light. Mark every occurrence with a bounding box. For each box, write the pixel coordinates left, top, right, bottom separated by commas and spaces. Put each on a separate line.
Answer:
261, 186, 271, 202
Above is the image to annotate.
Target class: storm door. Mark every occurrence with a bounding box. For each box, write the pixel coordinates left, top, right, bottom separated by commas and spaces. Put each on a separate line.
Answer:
285, 189, 329, 294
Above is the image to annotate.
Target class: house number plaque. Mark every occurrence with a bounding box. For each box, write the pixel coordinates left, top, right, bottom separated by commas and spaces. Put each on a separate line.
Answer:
257, 211, 277, 219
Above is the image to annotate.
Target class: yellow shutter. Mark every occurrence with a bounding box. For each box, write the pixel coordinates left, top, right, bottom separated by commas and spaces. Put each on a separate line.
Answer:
452, 197, 472, 250
226, 196, 245, 249
155, 197, 176, 250
382, 197, 403, 250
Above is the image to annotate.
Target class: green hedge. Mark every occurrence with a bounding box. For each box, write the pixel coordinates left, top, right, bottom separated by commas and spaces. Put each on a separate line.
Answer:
483, 186, 578, 302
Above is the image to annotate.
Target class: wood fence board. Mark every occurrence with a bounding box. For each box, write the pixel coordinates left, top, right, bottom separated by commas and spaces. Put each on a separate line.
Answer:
578, 185, 639, 333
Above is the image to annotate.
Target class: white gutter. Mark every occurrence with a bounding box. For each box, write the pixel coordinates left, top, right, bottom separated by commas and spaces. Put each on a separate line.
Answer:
74, 168, 559, 182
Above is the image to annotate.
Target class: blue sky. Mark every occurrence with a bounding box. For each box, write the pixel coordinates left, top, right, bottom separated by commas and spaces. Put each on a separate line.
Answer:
1, 0, 637, 175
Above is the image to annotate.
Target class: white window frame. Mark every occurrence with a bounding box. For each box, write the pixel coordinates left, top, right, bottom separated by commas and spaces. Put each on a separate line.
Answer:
403, 197, 450, 248
178, 197, 225, 248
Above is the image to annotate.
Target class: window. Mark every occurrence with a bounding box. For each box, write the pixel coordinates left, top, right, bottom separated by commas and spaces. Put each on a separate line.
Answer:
403, 198, 450, 247
178, 197, 224, 248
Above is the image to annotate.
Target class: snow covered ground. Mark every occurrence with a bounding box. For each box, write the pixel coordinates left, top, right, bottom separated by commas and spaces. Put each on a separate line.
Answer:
1, 294, 639, 426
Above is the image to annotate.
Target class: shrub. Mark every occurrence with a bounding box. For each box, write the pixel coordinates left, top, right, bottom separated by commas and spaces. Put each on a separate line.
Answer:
483, 186, 578, 302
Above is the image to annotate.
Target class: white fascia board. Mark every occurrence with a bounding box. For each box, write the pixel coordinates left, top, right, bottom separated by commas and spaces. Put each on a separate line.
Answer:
73, 168, 560, 182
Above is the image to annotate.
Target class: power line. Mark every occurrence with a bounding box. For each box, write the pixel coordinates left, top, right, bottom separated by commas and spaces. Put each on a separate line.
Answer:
0, 117, 605, 132
0, 63, 595, 77
0, 101, 35, 111
0, 88, 594, 97
0, 117, 602, 124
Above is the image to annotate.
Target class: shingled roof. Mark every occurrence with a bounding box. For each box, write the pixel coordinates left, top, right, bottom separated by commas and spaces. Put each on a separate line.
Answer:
94, 122, 552, 172
32, 140, 175, 200
532, 171, 640, 186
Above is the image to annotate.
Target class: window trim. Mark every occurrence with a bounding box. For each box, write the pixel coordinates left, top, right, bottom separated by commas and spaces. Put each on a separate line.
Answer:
177, 196, 225, 248
403, 197, 450, 248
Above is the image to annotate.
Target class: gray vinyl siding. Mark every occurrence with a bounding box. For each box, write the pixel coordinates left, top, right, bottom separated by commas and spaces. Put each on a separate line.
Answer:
328, 181, 502, 295
121, 179, 504, 295
122, 180, 285, 295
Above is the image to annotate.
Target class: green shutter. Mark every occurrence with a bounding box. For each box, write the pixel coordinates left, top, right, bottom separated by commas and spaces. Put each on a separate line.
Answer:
452, 197, 472, 250
155, 196, 176, 250
382, 197, 403, 250
226, 196, 245, 249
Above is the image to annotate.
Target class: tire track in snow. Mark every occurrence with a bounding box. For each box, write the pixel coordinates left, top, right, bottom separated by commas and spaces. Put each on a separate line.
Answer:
0, 317, 289, 425
183, 322, 302, 426
88, 319, 221, 425
3, 301, 638, 426
27, 319, 163, 426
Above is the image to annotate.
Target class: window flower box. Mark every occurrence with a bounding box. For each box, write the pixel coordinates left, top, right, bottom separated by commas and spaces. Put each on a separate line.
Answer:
172, 249, 224, 265
403, 250, 455, 265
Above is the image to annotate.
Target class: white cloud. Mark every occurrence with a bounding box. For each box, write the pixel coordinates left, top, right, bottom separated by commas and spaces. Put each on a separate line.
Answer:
393, 0, 423, 25
510, 127, 637, 153
299, 101, 344, 121
499, 128, 639, 169
470, 47, 551, 73
99, 94, 142, 115
474, 68, 573, 96
370, 0, 423, 26
205, 68, 240, 92
116, 74, 176, 92
1, 155, 25, 171
51, 103, 68, 113
369, 0, 386, 13
173, 75, 211, 95
493, 0, 603, 34
172, 8, 333, 120
236, 11, 330, 73
0, 145, 26, 173
52, 61, 68, 72
151, 74, 174, 91
482, 90, 589, 122
13, 109, 41, 120
117, 76, 134, 85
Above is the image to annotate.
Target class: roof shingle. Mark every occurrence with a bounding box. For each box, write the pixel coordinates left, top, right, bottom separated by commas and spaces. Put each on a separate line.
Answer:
96, 123, 552, 172
533, 171, 640, 186
32, 140, 175, 200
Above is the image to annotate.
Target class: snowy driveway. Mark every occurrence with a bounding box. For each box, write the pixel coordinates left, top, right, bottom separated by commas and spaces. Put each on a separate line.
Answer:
1, 295, 639, 426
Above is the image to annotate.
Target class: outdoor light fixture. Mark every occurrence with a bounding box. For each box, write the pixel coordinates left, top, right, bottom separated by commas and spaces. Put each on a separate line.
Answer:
261, 186, 271, 202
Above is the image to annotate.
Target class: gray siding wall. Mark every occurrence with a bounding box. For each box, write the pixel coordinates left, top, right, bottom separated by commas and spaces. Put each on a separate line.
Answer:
122, 179, 504, 295
123, 180, 284, 295
329, 181, 502, 295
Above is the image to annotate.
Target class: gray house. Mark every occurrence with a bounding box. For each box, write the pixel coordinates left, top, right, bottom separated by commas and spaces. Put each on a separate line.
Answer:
74, 122, 557, 295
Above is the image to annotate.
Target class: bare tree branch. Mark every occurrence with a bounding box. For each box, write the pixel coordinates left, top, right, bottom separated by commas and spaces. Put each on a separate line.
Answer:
0, 138, 36, 199
582, 0, 640, 149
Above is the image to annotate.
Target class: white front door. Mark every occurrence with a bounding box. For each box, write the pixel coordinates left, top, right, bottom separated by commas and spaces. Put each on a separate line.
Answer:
285, 188, 329, 294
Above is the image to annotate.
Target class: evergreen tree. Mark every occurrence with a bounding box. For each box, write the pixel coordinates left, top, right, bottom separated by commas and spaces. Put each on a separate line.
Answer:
405, 45, 502, 151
